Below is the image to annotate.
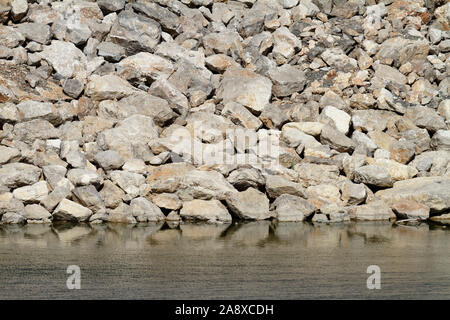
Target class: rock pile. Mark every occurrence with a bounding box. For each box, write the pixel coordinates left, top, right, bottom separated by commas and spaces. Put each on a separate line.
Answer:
0, 0, 449, 225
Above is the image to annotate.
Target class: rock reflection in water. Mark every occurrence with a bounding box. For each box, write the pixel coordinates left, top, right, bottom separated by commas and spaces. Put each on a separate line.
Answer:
0, 220, 447, 249
0, 221, 449, 299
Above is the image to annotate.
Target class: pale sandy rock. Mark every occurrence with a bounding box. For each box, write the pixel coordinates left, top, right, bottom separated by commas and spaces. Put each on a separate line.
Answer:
177, 169, 236, 201
391, 200, 429, 220
107, 202, 136, 224
181, 199, 232, 223
0, 163, 41, 188
350, 200, 395, 221
273, 194, 315, 222
225, 187, 271, 220
117, 52, 174, 81
24, 204, 51, 221
130, 197, 165, 222
12, 181, 48, 203
86, 74, 136, 101
354, 165, 393, 187
53, 198, 92, 222
40, 40, 87, 79
321, 106, 351, 134
217, 67, 272, 114
376, 177, 450, 213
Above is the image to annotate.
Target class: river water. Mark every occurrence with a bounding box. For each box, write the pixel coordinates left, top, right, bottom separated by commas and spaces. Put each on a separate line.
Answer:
0, 221, 449, 299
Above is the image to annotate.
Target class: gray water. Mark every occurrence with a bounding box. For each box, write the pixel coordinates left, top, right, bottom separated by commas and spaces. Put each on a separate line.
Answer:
0, 221, 449, 299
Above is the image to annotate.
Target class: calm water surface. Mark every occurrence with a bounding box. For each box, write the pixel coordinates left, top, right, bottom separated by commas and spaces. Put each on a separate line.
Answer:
0, 221, 449, 299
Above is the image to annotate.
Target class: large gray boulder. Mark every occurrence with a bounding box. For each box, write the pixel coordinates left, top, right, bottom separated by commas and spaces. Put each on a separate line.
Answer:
225, 188, 271, 220
376, 177, 450, 213
265, 175, 306, 199
354, 165, 393, 188
53, 199, 92, 222
107, 10, 161, 55
0, 163, 41, 188
177, 169, 236, 201
130, 197, 165, 222
97, 115, 159, 160
217, 67, 272, 114
350, 200, 395, 221
272, 194, 316, 222
180, 199, 232, 223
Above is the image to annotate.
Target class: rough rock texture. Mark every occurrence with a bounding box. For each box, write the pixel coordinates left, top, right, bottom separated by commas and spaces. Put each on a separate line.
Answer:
0, 0, 449, 226
226, 188, 271, 220
272, 194, 315, 222
180, 199, 232, 223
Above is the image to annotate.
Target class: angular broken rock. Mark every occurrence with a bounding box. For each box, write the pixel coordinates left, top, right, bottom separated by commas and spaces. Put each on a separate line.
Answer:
97, 0, 125, 12
221, 102, 262, 130
16, 23, 50, 45
107, 202, 136, 224
365, 158, 418, 182
130, 197, 165, 222
72, 185, 105, 213
203, 31, 242, 55
111, 92, 176, 126
431, 130, 450, 151
12, 180, 48, 203
281, 123, 322, 148
24, 204, 51, 221
40, 40, 87, 79
1, 212, 25, 224
94, 150, 124, 171
107, 10, 161, 55
0, 163, 41, 188
118, 52, 174, 81
391, 200, 429, 220
151, 193, 182, 211
67, 169, 103, 186
0, 145, 20, 165
205, 54, 240, 73
177, 169, 236, 201
86, 74, 136, 101
272, 194, 315, 222
350, 200, 395, 221
63, 79, 84, 99
97, 115, 159, 160
146, 163, 194, 193
272, 27, 301, 65
110, 170, 145, 197
42, 165, 67, 190
340, 180, 366, 205
13, 120, 60, 144
99, 180, 124, 209
226, 167, 265, 191
225, 188, 271, 220
353, 165, 393, 188
321, 106, 351, 135
53, 198, 92, 222
180, 199, 232, 223
267, 64, 306, 97
265, 175, 306, 199
11, 0, 28, 22
376, 177, 450, 213
40, 179, 72, 211
97, 41, 126, 62
217, 67, 272, 114
320, 125, 355, 153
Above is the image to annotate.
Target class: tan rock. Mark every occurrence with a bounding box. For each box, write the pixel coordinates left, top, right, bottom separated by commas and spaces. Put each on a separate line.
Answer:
391, 200, 429, 220
180, 199, 232, 223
